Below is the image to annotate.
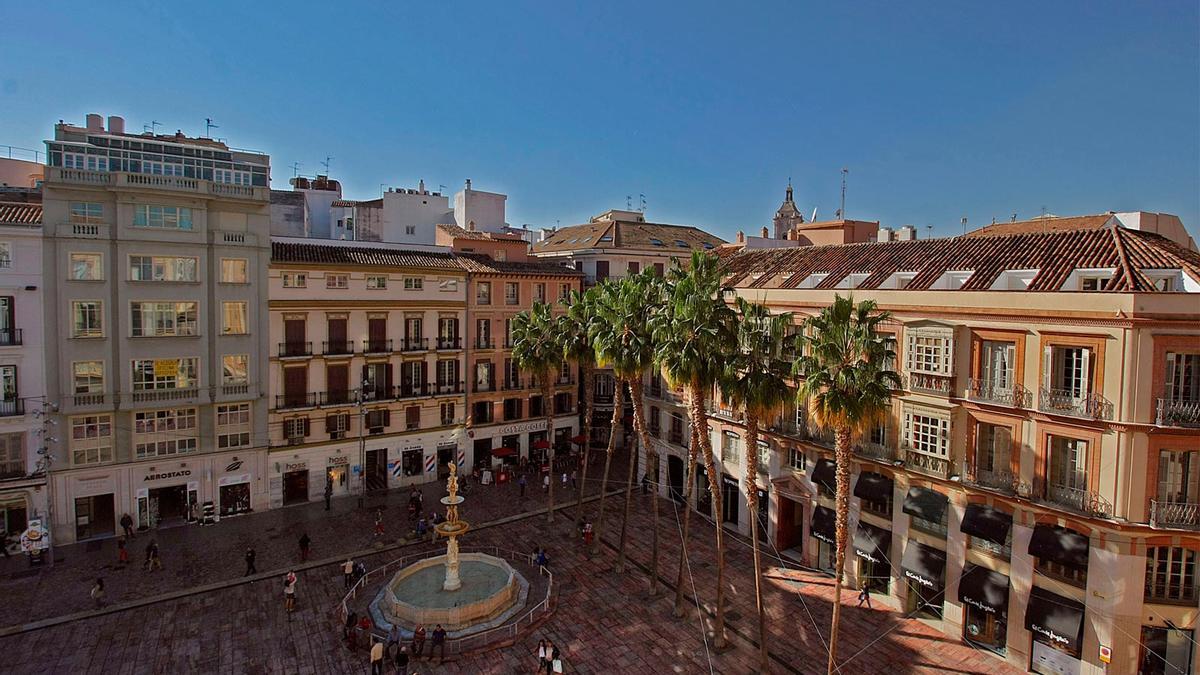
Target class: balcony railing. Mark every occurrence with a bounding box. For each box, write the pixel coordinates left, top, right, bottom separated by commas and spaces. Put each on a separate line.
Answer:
502, 378, 526, 391
45, 167, 270, 201
322, 340, 355, 356
855, 441, 895, 463
72, 392, 107, 407
221, 384, 250, 396
964, 467, 1025, 495
395, 383, 430, 399
436, 337, 462, 350
0, 399, 24, 417
1039, 387, 1114, 421
401, 337, 428, 352
275, 392, 317, 410
278, 341, 312, 358
318, 390, 356, 406
0, 329, 23, 346
434, 381, 464, 395
905, 372, 955, 396
1150, 500, 1200, 530
904, 448, 951, 478
475, 338, 495, 350
131, 387, 199, 403
363, 339, 393, 355
474, 380, 496, 393
1043, 483, 1114, 518
707, 402, 743, 421
967, 378, 1032, 408
1156, 399, 1200, 428
359, 387, 391, 403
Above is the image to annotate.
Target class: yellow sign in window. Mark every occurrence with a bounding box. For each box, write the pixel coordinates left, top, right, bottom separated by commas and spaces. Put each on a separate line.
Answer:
153, 359, 179, 378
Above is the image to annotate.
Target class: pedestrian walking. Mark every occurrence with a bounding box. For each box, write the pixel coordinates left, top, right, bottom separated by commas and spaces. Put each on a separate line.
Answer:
857, 581, 873, 609
283, 570, 297, 613
117, 536, 128, 565
395, 645, 409, 671
571, 470, 577, 490
582, 521, 593, 548
537, 639, 548, 671
343, 558, 354, 588
641, 473, 651, 494
535, 548, 549, 571
411, 624, 426, 659
344, 610, 358, 648
551, 648, 563, 674
416, 517, 428, 540
544, 643, 559, 674
90, 578, 105, 609
119, 513, 135, 540
387, 624, 401, 653
542, 473, 550, 492
369, 639, 385, 675
561, 472, 568, 491
518, 474, 527, 498
145, 540, 161, 571
324, 480, 333, 511
431, 624, 446, 661
299, 533, 311, 561
244, 547, 257, 576
373, 510, 385, 538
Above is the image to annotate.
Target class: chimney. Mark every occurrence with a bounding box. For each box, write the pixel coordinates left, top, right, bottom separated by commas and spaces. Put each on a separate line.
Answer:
468, 220, 476, 232
85, 114, 103, 131
465, 178, 472, 191
107, 116, 125, 134
761, 226, 770, 239
418, 179, 425, 194
736, 230, 745, 244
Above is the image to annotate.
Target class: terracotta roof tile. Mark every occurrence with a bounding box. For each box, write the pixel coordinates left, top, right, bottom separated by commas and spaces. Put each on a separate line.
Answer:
271, 240, 461, 269
0, 202, 42, 225
437, 223, 526, 241
963, 214, 1115, 238
455, 253, 583, 277
534, 220, 725, 253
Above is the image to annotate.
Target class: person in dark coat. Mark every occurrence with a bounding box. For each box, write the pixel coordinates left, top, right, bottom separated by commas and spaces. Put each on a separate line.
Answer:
244, 547, 257, 576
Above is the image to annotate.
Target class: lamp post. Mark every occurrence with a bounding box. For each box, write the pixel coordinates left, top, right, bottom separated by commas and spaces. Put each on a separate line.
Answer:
358, 378, 370, 509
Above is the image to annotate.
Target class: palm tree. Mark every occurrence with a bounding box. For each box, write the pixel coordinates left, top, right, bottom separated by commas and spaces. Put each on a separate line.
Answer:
721, 297, 795, 673
512, 301, 563, 523
794, 295, 900, 675
558, 287, 599, 525
591, 271, 662, 584
586, 280, 624, 558
650, 251, 736, 648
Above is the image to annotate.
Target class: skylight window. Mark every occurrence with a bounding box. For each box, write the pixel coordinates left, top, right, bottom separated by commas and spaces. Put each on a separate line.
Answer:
650, 238, 664, 246
835, 273, 871, 289
797, 273, 828, 289
930, 270, 973, 290
674, 240, 688, 248
702, 243, 715, 250
988, 269, 1040, 291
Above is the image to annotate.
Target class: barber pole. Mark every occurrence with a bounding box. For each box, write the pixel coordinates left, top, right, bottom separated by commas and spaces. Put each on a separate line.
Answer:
425, 455, 436, 473
457, 450, 465, 468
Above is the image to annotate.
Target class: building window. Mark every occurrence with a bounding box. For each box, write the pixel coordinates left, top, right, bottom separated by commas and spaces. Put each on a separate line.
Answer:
902, 409, 950, 468
72, 361, 104, 394
0, 433, 24, 478
282, 272, 307, 288
132, 358, 199, 390
222, 302, 248, 334
559, 283, 570, 300
1139, 625, 1195, 675
969, 529, 1012, 560
402, 448, 423, 476
214, 169, 251, 185
220, 258, 248, 284
973, 422, 1012, 486
757, 441, 771, 472
1145, 546, 1198, 604
133, 408, 199, 458
283, 417, 309, 443
366, 275, 388, 289
1165, 352, 1199, 404
905, 329, 954, 375
534, 283, 546, 303
129, 255, 198, 282
132, 205, 193, 230
505, 282, 519, 305
476, 281, 491, 305
131, 302, 198, 337
69, 253, 103, 280
72, 301, 103, 338
405, 226, 417, 236
977, 340, 1016, 392
404, 277, 424, 291
69, 202, 103, 224
440, 402, 456, 426
1047, 435, 1089, 503
366, 409, 390, 432
216, 403, 252, 449
223, 355, 249, 385
326, 413, 349, 440
721, 432, 741, 464
325, 274, 349, 289
70, 415, 113, 465
789, 447, 806, 471
406, 406, 420, 430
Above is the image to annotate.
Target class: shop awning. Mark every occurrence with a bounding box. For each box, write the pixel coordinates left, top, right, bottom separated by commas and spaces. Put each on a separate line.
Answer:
958, 563, 1011, 616
811, 458, 837, 492
570, 434, 588, 444
491, 447, 517, 458
853, 471, 893, 504
1024, 586, 1085, 653
1029, 524, 1090, 570
902, 486, 948, 524
853, 522, 892, 565
811, 505, 837, 545
532, 440, 551, 449
900, 540, 947, 592
960, 504, 1013, 547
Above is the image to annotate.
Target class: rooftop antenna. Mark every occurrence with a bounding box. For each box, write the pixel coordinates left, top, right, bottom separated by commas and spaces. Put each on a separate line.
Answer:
144, 120, 162, 135
290, 162, 301, 178
926, 224, 933, 239
438, 184, 446, 194
1011, 212, 1017, 223
639, 193, 646, 213
811, 207, 819, 222
961, 216, 968, 236
321, 156, 333, 175
205, 118, 219, 138
626, 195, 632, 210
839, 167, 849, 220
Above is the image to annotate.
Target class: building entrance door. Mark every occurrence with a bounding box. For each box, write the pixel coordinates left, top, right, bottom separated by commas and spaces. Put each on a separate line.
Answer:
283, 470, 309, 505
721, 475, 740, 525
668, 455, 684, 503
474, 438, 492, 468
365, 449, 388, 491
148, 484, 188, 526
74, 494, 115, 541
438, 445, 456, 479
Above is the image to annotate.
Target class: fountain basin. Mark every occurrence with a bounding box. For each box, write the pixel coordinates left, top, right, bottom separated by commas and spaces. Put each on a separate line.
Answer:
376, 552, 526, 633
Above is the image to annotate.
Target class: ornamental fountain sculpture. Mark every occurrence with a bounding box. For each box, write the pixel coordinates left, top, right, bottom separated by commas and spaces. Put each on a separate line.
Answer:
436, 462, 469, 591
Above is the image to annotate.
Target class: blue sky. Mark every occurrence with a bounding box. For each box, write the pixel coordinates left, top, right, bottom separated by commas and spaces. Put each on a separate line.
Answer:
2, 1, 1197, 240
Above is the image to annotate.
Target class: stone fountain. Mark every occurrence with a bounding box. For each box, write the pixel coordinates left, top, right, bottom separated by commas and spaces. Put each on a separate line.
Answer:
436, 463, 469, 590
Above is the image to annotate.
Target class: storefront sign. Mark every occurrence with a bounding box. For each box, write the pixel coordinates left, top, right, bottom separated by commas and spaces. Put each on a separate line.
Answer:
144, 470, 191, 482
1099, 645, 1111, 664
327, 456, 349, 467
153, 359, 179, 377
284, 462, 307, 472
225, 460, 244, 472
497, 420, 547, 435
904, 568, 937, 590
1030, 623, 1071, 647
218, 474, 250, 486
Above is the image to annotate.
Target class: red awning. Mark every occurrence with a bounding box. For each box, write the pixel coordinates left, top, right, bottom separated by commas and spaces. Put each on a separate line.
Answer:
570, 435, 588, 444
532, 440, 551, 449
491, 447, 517, 458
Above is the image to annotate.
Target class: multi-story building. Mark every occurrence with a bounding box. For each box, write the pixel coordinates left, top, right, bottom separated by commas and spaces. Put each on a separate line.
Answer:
0, 191, 47, 550
267, 240, 469, 503
40, 114, 272, 543
662, 211, 1199, 675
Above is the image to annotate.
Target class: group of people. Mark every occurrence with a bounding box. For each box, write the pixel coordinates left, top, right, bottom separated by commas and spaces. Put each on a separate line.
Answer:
364, 622, 448, 672
536, 639, 564, 673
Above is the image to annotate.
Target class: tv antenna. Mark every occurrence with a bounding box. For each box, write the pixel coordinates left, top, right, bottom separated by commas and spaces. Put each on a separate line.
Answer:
321, 156, 333, 174
144, 120, 162, 135
639, 193, 646, 213
290, 162, 302, 178
839, 167, 849, 220
438, 184, 446, 194
926, 224, 933, 239
205, 118, 219, 138
626, 195, 633, 210
961, 216, 968, 236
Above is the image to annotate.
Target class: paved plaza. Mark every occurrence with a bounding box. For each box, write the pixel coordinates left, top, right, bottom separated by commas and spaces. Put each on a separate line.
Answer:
0, 458, 1019, 674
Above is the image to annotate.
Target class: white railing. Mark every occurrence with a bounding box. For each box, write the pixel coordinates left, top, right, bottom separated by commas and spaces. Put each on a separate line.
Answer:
1156, 398, 1200, 428
335, 545, 554, 657
1150, 500, 1200, 530
130, 387, 200, 403
45, 167, 269, 201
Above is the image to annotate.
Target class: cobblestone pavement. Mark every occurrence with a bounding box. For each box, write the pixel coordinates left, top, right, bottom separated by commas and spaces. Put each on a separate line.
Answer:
0, 453, 1020, 674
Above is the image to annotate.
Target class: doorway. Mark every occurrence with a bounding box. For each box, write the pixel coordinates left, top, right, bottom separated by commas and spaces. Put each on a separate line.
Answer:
283, 469, 309, 505
668, 455, 684, 503
721, 475, 740, 525
695, 464, 712, 518
756, 488, 769, 537
149, 484, 188, 526
438, 445, 456, 479
365, 449, 388, 491
473, 438, 492, 469
74, 494, 115, 541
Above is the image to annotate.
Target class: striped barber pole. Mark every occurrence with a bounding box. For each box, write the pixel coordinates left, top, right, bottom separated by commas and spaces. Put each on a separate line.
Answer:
425, 455, 437, 473
457, 450, 465, 467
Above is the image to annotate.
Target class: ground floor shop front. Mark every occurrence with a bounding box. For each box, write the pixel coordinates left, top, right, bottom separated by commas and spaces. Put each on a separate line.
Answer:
467, 415, 578, 471
0, 479, 47, 555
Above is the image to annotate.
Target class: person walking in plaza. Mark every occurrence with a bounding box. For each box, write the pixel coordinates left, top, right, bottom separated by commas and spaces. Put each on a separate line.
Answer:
116, 536, 128, 566
373, 510, 385, 539
343, 557, 354, 588
283, 570, 297, 613
244, 546, 257, 576
537, 639, 548, 672
535, 548, 549, 572
394, 644, 409, 672
119, 513, 135, 540
571, 469, 577, 490
386, 624, 402, 655
542, 472, 550, 492
857, 580, 873, 609
411, 624, 426, 659
518, 474, 527, 498
90, 578, 105, 609
550, 647, 563, 674
431, 624, 447, 662
582, 521, 593, 549
298, 533, 311, 561
369, 638, 385, 675
324, 480, 333, 511
144, 540, 161, 571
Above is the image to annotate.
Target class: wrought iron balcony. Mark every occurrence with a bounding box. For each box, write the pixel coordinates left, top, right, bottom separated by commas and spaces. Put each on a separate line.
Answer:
967, 378, 1032, 408
905, 372, 955, 396
436, 337, 462, 350
1042, 483, 1114, 518
473, 380, 496, 393
394, 383, 429, 400
322, 340, 355, 356
0, 329, 23, 346
963, 467, 1023, 495
1156, 398, 1200, 428
363, 339, 393, 355
434, 381, 464, 395
855, 441, 895, 463
277, 341, 312, 358
502, 378, 526, 391
904, 447, 951, 478
0, 398, 24, 417
275, 392, 317, 410
1150, 500, 1200, 530
1039, 387, 1114, 421
474, 338, 495, 350
401, 337, 428, 352
318, 390, 355, 406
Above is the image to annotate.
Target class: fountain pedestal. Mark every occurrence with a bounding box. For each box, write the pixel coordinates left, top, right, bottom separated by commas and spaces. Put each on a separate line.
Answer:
435, 463, 470, 592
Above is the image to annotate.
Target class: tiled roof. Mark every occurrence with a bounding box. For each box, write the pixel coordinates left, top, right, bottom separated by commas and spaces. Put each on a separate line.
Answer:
721, 225, 1200, 293
963, 214, 1114, 238
437, 223, 526, 241
456, 253, 583, 277
271, 240, 461, 269
534, 220, 725, 253
0, 201, 42, 225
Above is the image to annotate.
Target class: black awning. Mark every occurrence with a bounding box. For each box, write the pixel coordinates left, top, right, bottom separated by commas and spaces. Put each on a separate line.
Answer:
960, 504, 1013, 546
854, 471, 894, 504
811, 458, 837, 492
1029, 524, 1090, 570
958, 563, 1011, 616
853, 522, 892, 565
811, 505, 836, 544
902, 486, 948, 523
900, 540, 947, 592
1025, 586, 1085, 653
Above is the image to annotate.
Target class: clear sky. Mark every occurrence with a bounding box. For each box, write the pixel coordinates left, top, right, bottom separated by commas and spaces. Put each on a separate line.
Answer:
2, 1, 1197, 240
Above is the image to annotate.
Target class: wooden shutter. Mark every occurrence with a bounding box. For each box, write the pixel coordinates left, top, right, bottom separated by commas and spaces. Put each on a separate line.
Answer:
327, 364, 348, 397
383, 409, 391, 427
369, 317, 386, 343
1042, 346, 1054, 392
325, 414, 337, 434
1078, 348, 1091, 397
284, 319, 305, 344
284, 367, 307, 402
385, 364, 394, 392
327, 318, 346, 347
301, 417, 310, 437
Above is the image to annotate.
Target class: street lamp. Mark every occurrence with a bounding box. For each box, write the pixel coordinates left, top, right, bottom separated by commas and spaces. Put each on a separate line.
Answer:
358, 378, 371, 509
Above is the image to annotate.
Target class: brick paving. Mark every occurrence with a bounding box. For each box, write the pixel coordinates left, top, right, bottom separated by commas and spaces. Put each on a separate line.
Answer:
0, 454, 1021, 674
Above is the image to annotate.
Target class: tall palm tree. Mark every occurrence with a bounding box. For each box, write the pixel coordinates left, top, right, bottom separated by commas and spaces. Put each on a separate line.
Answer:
794, 295, 900, 675
591, 271, 662, 584
558, 287, 599, 525
721, 297, 795, 673
512, 301, 563, 523
586, 280, 624, 558
650, 251, 736, 648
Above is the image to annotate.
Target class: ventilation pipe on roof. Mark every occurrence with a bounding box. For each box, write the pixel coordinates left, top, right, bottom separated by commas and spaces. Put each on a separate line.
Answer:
107, 116, 125, 134
736, 230, 745, 243
761, 226, 770, 239
468, 220, 476, 232
85, 114, 103, 131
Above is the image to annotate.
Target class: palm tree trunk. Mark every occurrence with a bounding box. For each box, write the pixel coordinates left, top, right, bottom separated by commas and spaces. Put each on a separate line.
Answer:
544, 379, 555, 523
826, 426, 852, 675
688, 380, 727, 650
673, 421, 700, 617
744, 414, 769, 673
574, 364, 594, 524
616, 378, 639, 573
628, 378, 661, 595
590, 384, 624, 558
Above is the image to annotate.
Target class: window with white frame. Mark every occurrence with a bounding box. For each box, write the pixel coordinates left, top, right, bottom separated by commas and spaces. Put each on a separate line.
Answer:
222, 302, 248, 334
64, 153, 108, 172
129, 255, 197, 282
404, 277, 423, 291
1045, 345, 1091, 398
72, 301, 103, 337
757, 440, 771, 472
131, 357, 199, 390
905, 328, 954, 375
133, 205, 193, 230
1165, 352, 1199, 403
72, 361, 104, 394
1145, 546, 1199, 603
134, 408, 198, 458
284, 417, 309, 442
505, 282, 519, 305
69, 202, 103, 224
902, 408, 950, 458
789, 447, 807, 471
0, 433, 23, 477
214, 169, 251, 186
140, 161, 183, 176
216, 403, 252, 449
70, 414, 113, 465
0, 243, 12, 268
440, 402, 456, 426
222, 354, 248, 385
721, 431, 741, 464
534, 283, 546, 303
220, 258, 248, 284
131, 302, 198, 337
325, 274, 348, 289
366, 275, 388, 289
476, 281, 491, 304
70, 253, 103, 280
282, 272, 307, 288
559, 283, 571, 300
